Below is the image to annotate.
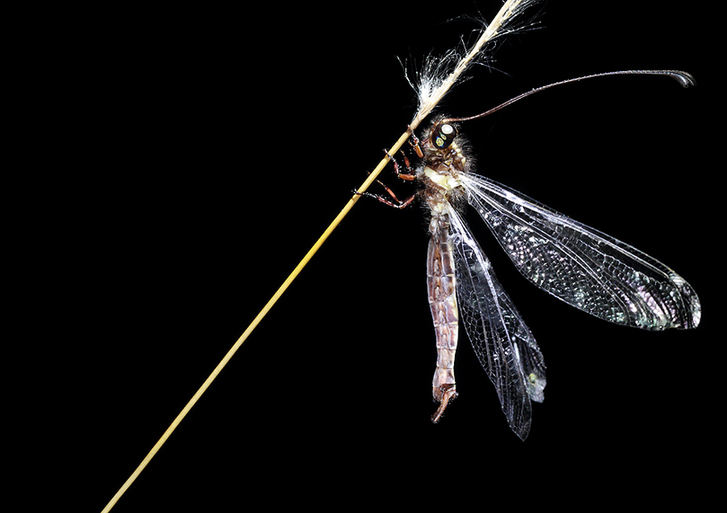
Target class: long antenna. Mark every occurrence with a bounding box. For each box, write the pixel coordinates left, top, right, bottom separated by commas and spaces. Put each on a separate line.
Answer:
442, 70, 694, 124
99, 1, 535, 511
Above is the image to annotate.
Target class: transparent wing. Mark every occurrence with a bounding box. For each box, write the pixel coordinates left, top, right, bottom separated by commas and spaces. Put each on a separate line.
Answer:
461, 173, 701, 330
447, 205, 546, 440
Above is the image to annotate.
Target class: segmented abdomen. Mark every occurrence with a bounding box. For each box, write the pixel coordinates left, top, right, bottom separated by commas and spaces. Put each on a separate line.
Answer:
427, 213, 459, 399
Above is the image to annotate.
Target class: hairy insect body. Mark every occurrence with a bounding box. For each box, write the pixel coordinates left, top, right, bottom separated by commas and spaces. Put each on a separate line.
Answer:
371, 93, 697, 432
418, 130, 468, 422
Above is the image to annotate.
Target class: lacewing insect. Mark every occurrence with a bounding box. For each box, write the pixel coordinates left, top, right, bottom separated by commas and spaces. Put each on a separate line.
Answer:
358, 70, 700, 439
99, 2, 702, 511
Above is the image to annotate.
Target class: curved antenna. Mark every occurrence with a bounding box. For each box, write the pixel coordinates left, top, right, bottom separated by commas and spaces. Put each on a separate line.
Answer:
441, 70, 695, 124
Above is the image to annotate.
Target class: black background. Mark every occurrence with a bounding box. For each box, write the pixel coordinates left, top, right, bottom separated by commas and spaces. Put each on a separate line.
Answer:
26, 1, 720, 510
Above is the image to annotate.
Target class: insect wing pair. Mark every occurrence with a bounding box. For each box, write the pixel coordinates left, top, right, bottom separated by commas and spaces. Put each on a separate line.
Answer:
377, 114, 700, 439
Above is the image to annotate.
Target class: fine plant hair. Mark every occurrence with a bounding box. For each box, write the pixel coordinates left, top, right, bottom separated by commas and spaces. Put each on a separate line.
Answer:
403, 0, 543, 125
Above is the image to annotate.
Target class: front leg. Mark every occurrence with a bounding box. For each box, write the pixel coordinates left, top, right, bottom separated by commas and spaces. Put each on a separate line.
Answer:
407, 124, 424, 159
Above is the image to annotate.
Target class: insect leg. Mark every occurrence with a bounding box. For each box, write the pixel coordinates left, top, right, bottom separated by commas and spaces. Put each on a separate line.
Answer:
407, 124, 424, 159
354, 182, 416, 209
383, 150, 416, 182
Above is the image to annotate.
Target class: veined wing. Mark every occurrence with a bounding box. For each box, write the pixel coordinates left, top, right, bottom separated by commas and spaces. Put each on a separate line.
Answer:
461, 173, 701, 330
447, 204, 546, 440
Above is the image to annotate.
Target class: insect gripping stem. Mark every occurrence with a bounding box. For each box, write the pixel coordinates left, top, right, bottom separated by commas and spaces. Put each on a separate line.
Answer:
100, 2, 537, 511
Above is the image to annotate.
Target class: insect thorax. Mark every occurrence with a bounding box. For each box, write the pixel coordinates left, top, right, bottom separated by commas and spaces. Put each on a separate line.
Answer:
419, 140, 467, 202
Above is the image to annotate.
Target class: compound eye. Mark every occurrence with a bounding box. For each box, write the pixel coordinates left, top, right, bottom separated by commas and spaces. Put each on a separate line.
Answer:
432, 123, 457, 149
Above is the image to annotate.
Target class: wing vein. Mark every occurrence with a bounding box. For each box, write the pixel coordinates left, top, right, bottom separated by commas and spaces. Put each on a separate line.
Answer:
460, 172, 700, 330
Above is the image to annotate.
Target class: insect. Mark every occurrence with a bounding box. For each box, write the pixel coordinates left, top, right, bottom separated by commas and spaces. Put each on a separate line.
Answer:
358, 70, 701, 439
